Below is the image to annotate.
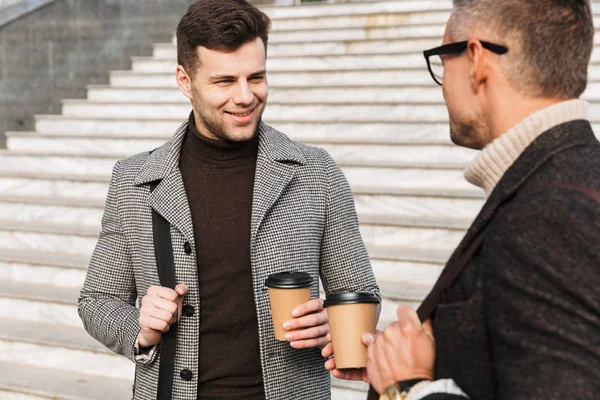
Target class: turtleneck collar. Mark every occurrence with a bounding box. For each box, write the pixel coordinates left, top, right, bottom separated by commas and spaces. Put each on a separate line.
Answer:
464, 99, 589, 196
181, 111, 259, 167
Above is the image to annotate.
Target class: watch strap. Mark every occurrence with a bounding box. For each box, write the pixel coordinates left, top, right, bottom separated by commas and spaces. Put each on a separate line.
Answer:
397, 378, 430, 392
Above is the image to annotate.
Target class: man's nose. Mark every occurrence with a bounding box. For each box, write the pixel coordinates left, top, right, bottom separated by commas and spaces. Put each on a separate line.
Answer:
233, 80, 254, 106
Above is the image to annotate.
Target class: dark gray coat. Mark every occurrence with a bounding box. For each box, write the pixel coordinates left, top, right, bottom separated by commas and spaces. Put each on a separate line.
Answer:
427, 120, 600, 399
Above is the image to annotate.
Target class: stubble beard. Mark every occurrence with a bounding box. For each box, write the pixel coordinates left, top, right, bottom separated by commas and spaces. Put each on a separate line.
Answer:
190, 88, 265, 142
449, 112, 491, 151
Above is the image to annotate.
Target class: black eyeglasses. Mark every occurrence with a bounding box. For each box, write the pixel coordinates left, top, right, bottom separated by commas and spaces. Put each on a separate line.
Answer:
423, 40, 509, 86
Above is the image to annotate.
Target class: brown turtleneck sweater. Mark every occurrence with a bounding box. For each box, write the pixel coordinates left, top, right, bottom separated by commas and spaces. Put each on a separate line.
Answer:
179, 113, 265, 399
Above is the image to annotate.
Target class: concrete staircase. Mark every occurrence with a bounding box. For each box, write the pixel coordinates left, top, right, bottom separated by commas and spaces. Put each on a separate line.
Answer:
1, 1, 600, 399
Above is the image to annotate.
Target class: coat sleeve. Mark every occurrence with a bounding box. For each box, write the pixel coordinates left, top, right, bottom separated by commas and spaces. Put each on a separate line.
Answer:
482, 189, 600, 398
318, 149, 381, 308
78, 161, 157, 365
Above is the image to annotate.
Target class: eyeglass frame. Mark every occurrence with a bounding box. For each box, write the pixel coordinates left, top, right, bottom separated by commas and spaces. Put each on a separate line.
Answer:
423, 40, 509, 86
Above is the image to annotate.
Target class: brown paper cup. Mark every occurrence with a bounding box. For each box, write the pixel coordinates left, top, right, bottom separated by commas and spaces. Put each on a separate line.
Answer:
265, 272, 314, 341
267, 287, 311, 340
325, 293, 379, 369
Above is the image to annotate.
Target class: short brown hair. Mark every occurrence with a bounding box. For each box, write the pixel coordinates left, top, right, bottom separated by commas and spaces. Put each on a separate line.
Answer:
176, 0, 271, 76
451, 0, 594, 98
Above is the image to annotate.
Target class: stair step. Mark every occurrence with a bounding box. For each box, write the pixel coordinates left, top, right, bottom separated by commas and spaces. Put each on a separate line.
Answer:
0, 219, 98, 255
0, 199, 103, 228
109, 66, 600, 89
0, 151, 474, 191
0, 247, 89, 269
154, 37, 444, 58
0, 192, 105, 208
261, 1, 451, 21
0, 170, 482, 200
92, 82, 600, 103
133, 47, 600, 74
0, 247, 88, 287
369, 243, 451, 264
0, 279, 81, 326
87, 84, 446, 103
268, 6, 449, 26
0, 361, 132, 400
0, 151, 116, 180
109, 69, 438, 87
0, 317, 133, 380
133, 53, 430, 73
0, 180, 484, 226
9, 126, 454, 144
269, 11, 449, 32
0, 318, 106, 354
6, 132, 479, 166
0, 205, 469, 252
34, 116, 450, 140
60, 100, 452, 123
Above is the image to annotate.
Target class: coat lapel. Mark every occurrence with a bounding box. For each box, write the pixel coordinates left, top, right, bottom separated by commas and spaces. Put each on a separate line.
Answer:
251, 123, 307, 245
419, 120, 597, 320
134, 121, 195, 245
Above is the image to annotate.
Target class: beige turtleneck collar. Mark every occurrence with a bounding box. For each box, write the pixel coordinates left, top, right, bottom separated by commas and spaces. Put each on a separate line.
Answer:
464, 99, 589, 196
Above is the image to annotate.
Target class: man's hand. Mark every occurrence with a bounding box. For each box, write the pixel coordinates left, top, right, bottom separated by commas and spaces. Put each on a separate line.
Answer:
322, 332, 370, 383
138, 284, 188, 348
282, 298, 329, 349
365, 305, 435, 394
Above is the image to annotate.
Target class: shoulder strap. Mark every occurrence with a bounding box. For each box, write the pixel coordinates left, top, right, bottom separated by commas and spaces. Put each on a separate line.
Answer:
149, 181, 178, 400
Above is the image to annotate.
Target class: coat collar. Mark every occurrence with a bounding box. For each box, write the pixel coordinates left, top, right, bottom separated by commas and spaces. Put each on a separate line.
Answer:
134, 121, 306, 187
449, 119, 597, 263
133, 119, 307, 245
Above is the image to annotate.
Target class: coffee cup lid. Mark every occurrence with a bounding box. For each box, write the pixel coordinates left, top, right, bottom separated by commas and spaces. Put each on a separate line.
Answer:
265, 272, 314, 289
323, 292, 380, 307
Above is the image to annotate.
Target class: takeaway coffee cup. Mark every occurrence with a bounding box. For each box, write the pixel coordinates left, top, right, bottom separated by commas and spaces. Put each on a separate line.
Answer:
265, 272, 314, 341
324, 292, 380, 369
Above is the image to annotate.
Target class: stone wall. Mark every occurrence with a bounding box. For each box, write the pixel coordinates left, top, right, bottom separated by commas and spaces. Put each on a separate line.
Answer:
0, 0, 192, 140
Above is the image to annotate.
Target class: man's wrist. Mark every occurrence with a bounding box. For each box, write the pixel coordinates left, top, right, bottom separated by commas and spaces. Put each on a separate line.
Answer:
379, 379, 431, 400
135, 332, 153, 353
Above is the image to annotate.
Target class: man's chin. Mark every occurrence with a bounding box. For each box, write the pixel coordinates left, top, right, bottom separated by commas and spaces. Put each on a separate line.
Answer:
224, 123, 259, 142
449, 123, 486, 150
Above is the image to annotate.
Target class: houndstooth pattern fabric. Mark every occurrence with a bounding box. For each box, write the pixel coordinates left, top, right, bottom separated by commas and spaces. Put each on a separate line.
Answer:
78, 121, 381, 400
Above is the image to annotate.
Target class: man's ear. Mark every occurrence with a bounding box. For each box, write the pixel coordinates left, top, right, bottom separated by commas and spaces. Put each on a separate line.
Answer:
467, 39, 489, 93
176, 65, 193, 100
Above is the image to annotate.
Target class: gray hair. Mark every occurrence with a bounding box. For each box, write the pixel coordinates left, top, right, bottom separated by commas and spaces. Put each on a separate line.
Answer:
451, 0, 594, 98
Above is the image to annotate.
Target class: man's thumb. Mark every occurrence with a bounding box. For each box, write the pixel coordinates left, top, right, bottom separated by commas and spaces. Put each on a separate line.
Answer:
175, 283, 188, 296
362, 333, 375, 346
423, 319, 434, 338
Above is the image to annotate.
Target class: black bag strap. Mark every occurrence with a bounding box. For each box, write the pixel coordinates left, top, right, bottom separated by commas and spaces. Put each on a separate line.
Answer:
150, 180, 178, 400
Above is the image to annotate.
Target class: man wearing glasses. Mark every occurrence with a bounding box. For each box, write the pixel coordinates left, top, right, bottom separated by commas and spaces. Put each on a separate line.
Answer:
324, 0, 600, 399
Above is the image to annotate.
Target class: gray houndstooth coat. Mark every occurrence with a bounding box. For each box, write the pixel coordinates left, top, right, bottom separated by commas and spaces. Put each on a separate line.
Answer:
78, 120, 381, 400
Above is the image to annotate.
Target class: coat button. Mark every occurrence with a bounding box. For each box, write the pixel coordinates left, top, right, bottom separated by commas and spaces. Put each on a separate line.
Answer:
180, 369, 193, 381
182, 305, 195, 317
184, 242, 192, 255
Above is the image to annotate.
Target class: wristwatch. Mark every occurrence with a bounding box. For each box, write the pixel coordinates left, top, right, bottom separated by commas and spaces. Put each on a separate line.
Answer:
379, 379, 429, 400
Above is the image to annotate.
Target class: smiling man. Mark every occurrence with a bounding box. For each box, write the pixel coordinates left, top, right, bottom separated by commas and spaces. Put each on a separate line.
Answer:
77, 1, 380, 399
